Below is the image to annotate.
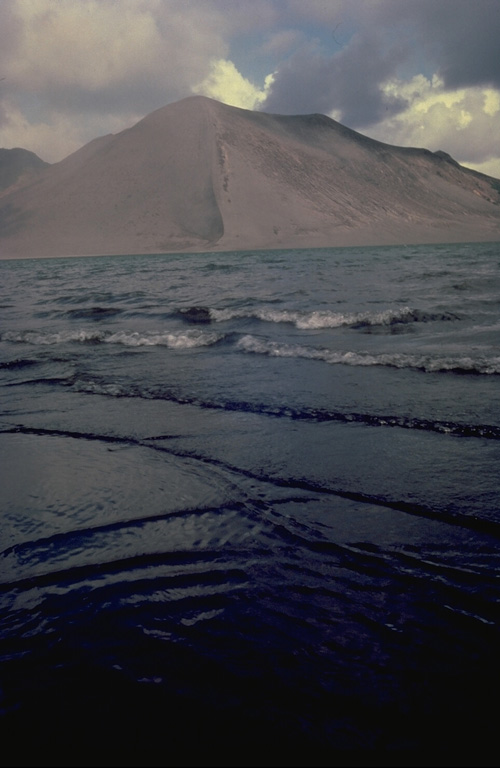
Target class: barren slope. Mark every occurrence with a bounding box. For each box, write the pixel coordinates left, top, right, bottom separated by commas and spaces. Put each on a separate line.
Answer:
0, 95, 499, 258
208, 100, 500, 249
0, 97, 223, 257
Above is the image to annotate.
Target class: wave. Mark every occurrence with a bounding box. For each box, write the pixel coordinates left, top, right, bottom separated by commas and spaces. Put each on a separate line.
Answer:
178, 305, 460, 330
177, 306, 213, 324
39, 379, 500, 439
236, 335, 500, 374
53, 291, 146, 305
61, 307, 124, 320
0, 358, 39, 371
1, 328, 224, 349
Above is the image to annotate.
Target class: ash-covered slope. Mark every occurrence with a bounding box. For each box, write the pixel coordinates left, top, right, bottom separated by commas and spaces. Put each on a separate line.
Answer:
0, 95, 499, 258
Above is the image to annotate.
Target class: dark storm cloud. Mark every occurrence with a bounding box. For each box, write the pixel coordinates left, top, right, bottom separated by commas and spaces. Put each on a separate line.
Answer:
261, 31, 408, 126
261, 0, 500, 127
391, 0, 500, 90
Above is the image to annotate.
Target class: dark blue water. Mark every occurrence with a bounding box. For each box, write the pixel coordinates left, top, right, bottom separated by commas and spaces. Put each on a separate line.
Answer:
1, 243, 500, 766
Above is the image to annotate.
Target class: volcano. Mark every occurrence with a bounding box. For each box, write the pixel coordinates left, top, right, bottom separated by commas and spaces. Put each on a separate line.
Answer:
1, 95, 499, 258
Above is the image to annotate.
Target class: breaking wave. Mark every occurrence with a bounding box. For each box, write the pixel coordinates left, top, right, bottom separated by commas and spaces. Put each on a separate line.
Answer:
179, 304, 460, 330
236, 334, 500, 374
3, 324, 498, 372
1, 328, 224, 348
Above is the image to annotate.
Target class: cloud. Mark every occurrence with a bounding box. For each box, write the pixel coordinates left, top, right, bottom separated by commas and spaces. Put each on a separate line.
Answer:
193, 59, 273, 110
259, 0, 500, 127
363, 75, 500, 178
396, 0, 500, 91
8, 1, 162, 91
260, 33, 407, 124
0, 0, 229, 159
0, 99, 144, 163
257, 28, 305, 58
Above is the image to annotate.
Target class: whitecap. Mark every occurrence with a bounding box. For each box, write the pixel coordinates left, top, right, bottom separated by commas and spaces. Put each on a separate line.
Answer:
105, 329, 223, 348
236, 335, 500, 374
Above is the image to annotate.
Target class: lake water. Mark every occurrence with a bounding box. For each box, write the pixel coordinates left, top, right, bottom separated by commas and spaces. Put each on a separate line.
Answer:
1, 242, 500, 765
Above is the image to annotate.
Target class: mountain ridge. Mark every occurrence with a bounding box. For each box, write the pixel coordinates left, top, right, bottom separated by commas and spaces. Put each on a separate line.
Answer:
0, 147, 50, 194
1, 95, 499, 258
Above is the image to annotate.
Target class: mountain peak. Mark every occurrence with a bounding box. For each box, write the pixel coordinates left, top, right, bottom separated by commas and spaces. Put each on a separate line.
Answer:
0, 96, 499, 258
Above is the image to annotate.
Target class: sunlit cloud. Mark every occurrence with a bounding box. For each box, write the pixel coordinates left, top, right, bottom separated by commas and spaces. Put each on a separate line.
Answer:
363, 75, 500, 177
193, 59, 274, 110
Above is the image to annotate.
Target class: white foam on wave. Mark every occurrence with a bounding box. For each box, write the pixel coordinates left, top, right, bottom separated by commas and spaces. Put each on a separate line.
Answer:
105, 330, 222, 348
209, 308, 247, 322
236, 334, 500, 374
208, 305, 422, 329
3, 328, 223, 348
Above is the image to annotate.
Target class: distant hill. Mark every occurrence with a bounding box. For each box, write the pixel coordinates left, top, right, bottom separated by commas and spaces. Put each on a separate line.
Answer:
0, 147, 49, 194
0, 95, 499, 258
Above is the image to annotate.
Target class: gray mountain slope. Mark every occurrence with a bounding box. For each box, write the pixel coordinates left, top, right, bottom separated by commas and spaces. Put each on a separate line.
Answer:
0, 95, 499, 258
0, 147, 49, 193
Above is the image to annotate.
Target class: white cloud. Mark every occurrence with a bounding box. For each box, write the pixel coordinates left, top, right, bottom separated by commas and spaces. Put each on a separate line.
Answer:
483, 90, 500, 117
364, 75, 500, 178
193, 59, 274, 110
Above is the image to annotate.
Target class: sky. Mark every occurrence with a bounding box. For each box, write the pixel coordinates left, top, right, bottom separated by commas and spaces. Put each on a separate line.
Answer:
0, 0, 499, 178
